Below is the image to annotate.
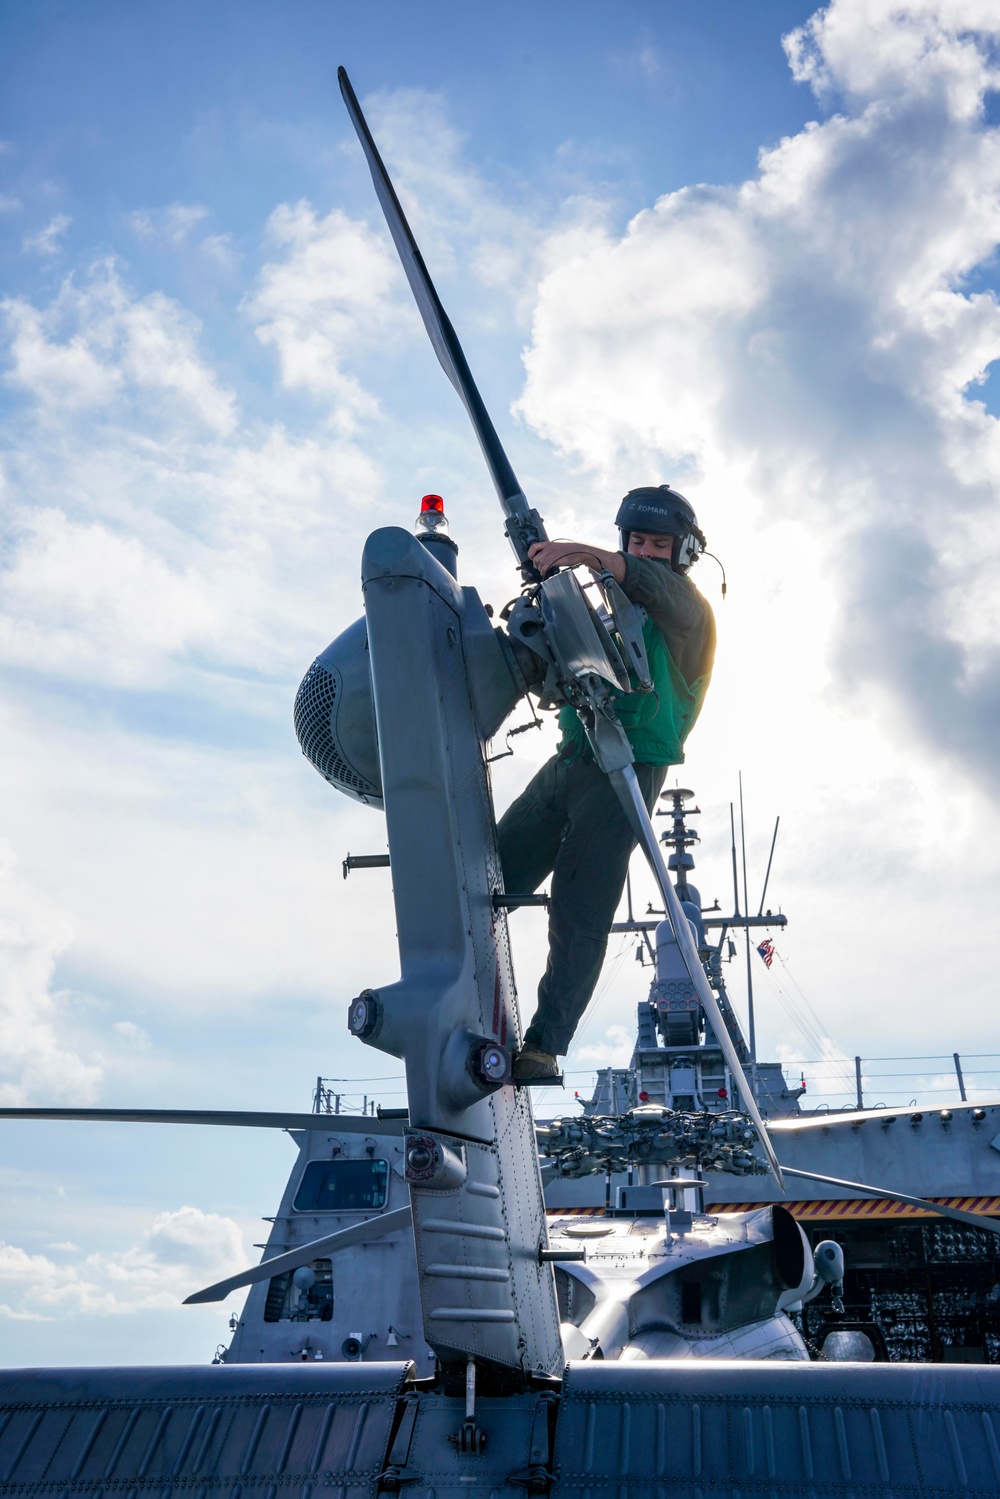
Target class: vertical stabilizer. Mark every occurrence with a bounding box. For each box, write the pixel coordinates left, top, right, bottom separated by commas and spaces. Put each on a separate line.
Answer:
355, 525, 562, 1377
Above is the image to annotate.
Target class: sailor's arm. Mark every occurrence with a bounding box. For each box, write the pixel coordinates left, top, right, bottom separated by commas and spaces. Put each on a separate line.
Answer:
619, 553, 716, 685
519, 540, 715, 687
618, 553, 704, 634
526, 541, 625, 582
526, 542, 706, 643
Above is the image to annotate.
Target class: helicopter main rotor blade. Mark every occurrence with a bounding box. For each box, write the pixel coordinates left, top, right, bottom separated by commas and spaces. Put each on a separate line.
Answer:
610, 764, 785, 1190
0, 1107, 407, 1136
781, 1165, 1000, 1235
338, 67, 545, 570
184, 1206, 414, 1304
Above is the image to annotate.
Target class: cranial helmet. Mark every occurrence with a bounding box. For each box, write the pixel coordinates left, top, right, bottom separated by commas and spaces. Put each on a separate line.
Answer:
615, 485, 706, 573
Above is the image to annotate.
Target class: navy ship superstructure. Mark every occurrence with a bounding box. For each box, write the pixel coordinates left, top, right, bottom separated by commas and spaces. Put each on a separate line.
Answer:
543, 786, 1000, 1364
212, 781, 1000, 1372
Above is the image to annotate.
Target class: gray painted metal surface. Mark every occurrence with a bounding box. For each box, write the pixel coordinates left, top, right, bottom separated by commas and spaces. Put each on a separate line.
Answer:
706, 1101, 1000, 1207
0, 1363, 410, 1494
222, 1124, 430, 1371
552, 1360, 1000, 1496
357, 526, 562, 1376
8, 1361, 1000, 1497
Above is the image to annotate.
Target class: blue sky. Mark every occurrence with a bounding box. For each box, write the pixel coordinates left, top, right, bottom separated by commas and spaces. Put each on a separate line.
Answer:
2, 3, 816, 227
1, 0, 1000, 1363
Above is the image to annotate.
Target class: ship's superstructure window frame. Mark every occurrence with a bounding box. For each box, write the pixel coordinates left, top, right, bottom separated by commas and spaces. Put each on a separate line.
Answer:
263, 1258, 334, 1323
293, 1157, 390, 1213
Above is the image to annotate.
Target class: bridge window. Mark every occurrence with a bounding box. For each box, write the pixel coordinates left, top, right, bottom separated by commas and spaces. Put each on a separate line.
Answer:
294, 1158, 389, 1212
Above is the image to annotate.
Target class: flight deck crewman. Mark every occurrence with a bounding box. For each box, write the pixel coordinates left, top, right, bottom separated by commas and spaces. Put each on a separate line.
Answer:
498, 484, 716, 1083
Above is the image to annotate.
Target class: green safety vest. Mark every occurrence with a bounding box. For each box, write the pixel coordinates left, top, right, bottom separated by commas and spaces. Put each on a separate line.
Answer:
556, 617, 710, 767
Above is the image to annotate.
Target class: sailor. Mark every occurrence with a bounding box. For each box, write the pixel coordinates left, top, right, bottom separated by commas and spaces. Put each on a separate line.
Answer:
498, 484, 716, 1082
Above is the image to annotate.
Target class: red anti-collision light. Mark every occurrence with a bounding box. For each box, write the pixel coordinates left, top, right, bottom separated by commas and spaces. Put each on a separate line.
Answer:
420, 494, 445, 512
717, 1087, 728, 1099
638, 1091, 649, 1102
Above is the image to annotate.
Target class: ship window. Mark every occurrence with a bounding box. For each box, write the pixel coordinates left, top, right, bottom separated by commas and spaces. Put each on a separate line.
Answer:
294, 1158, 389, 1212
263, 1258, 334, 1323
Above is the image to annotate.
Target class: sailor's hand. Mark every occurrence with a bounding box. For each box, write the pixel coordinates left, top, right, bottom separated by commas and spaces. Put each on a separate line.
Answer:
528, 541, 625, 582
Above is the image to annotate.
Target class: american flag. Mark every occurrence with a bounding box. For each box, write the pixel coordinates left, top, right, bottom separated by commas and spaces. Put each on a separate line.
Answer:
757, 939, 775, 969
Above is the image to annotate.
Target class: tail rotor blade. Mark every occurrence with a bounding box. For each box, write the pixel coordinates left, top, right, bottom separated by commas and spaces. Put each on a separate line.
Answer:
183, 1205, 413, 1304
339, 69, 523, 511
610, 765, 785, 1189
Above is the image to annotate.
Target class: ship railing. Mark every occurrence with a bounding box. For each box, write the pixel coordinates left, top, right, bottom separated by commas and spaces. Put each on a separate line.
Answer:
785, 1052, 1000, 1113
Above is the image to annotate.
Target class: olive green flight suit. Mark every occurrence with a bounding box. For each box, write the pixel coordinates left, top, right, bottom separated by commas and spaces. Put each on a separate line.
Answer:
497, 554, 715, 1057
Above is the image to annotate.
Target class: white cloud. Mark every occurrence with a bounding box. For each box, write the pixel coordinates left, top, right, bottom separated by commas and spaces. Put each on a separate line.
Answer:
518, 0, 1000, 793
3, 296, 121, 407
609, 34, 672, 87
3, 260, 237, 431
0, 216, 398, 1036
786, 0, 1000, 116
129, 203, 209, 244
571, 1022, 636, 1070
358, 87, 582, 323
201, 232, 240, 272
0, 1205, 245, 1318
0, 840, 104, 1105
248, 200, 406, 428
0, 423, 381, 695
0, 194, 21, 214
0, 510, 220, 683
0, 255, 388, 697
22, 213, 71, 256
112, 1021, 151, 1051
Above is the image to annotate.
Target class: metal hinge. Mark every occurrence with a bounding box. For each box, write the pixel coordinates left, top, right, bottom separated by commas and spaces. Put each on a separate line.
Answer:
508, 1392, 558, 1495
377, 1396, 421, 1493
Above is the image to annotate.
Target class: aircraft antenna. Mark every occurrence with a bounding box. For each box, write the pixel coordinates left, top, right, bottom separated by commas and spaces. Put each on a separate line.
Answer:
757, 815, 780, 916
738, 773, 759, 1100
